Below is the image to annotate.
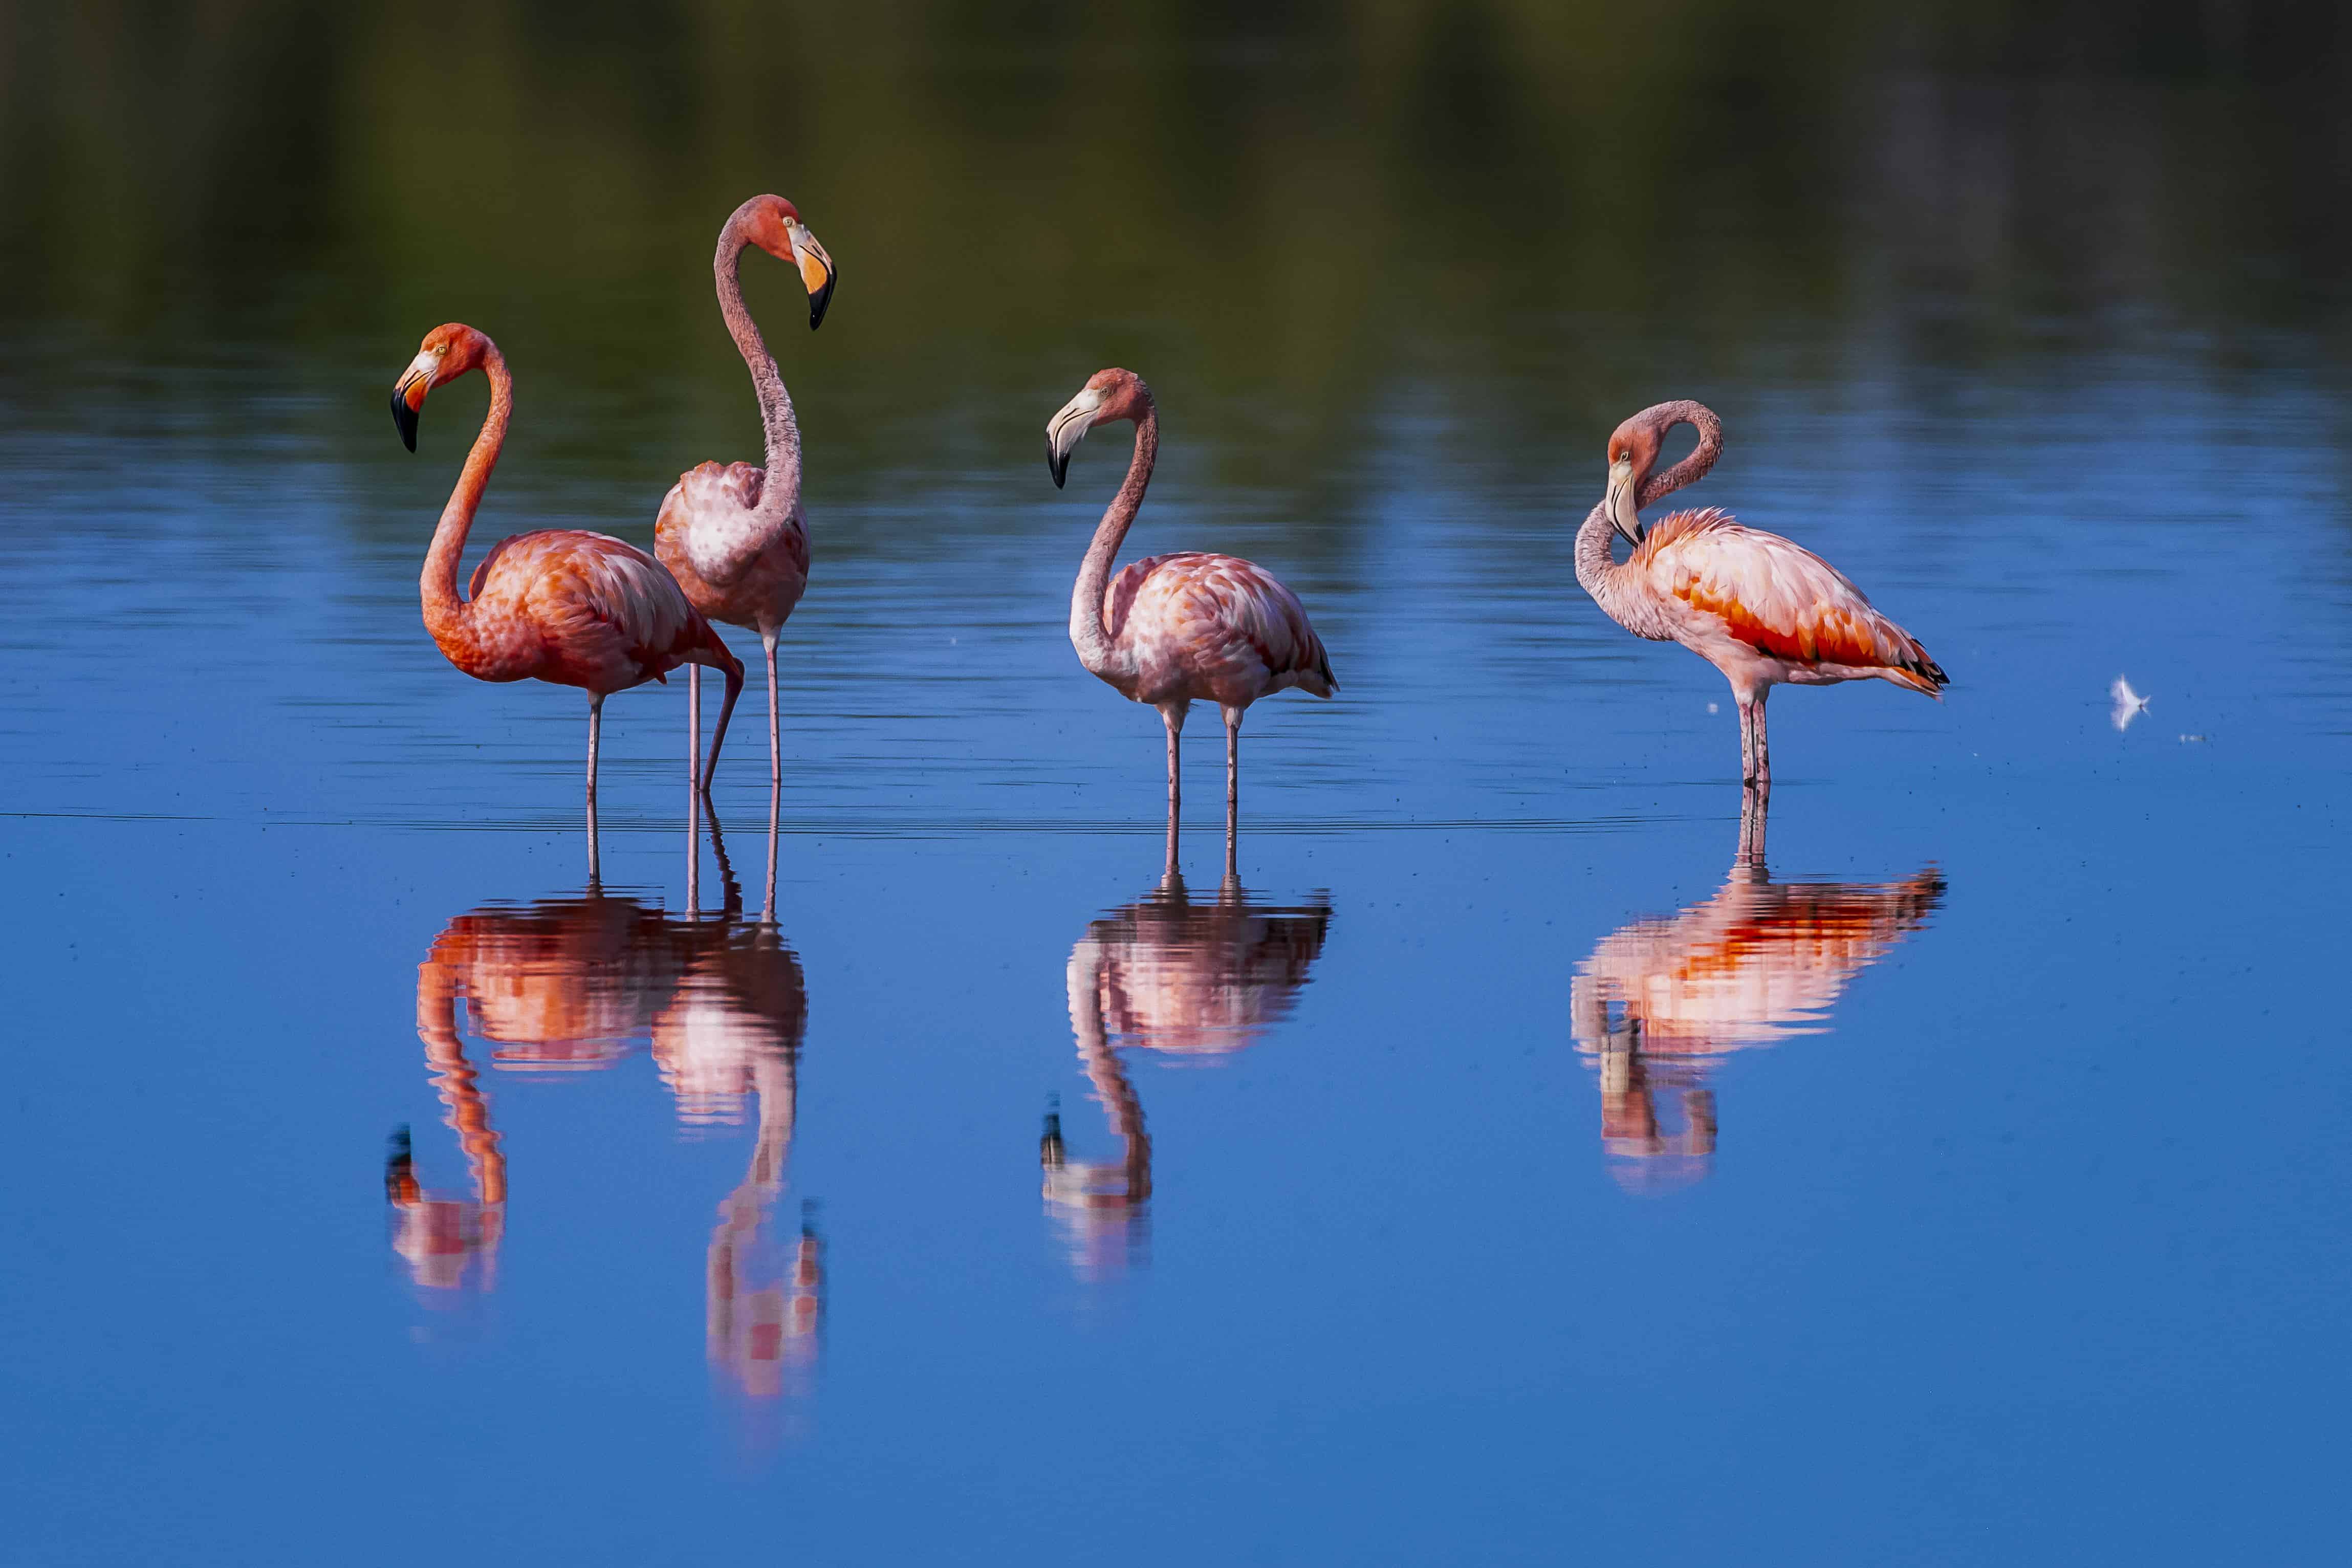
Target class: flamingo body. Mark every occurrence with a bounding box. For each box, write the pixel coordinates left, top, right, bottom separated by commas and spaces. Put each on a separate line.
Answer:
656, 462, 810, 637
1578, 401, 1944, 784
1630, 507, 1946, 698
1098, 550, 1334, 709
451, 527, 717, 694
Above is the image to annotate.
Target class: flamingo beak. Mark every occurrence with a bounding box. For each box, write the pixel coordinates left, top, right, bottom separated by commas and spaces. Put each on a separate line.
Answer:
1046, 388, 1104, 489
390, 353, 436, 452
1606, 458, 1644, 546
787, 220, 836, 331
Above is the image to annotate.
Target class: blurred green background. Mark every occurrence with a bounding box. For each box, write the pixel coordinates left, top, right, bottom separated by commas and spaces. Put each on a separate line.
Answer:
5, 1, 2349, 521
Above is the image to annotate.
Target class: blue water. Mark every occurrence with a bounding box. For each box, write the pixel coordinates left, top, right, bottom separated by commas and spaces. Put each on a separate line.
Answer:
5, 19, 2351, 1560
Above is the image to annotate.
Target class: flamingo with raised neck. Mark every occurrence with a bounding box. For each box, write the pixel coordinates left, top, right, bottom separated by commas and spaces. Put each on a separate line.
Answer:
1047, 368, 1336, 846
391, 323, 744, 847
656, 193, 838, 794
1575, 400, 1947, 786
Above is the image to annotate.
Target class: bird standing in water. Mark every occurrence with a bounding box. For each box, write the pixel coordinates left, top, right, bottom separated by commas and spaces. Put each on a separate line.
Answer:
1047, 368, 1335, 847
1575, 400, 1945, 785
655, 193, 837, 793
393, 323, 743, 860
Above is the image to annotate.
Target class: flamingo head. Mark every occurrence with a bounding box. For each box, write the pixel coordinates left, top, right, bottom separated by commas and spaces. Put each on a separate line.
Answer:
1046, 368, 1152, 489
390, 323, 494, 452
1604, 411, 1664, 547
736, 194, 837, 331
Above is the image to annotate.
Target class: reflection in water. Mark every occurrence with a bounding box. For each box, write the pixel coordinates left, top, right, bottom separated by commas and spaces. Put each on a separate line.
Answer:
1572, 791, 1944, 1194
1044, 864, 1332, 1278
386, 801, 817, 1403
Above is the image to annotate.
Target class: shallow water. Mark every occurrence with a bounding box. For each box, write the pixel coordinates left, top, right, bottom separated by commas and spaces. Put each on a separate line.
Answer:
4, 8, 2350, 1563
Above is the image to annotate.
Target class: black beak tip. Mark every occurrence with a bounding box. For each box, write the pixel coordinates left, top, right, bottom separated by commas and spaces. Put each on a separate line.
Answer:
809, 270, 836, 332
391, 392, 419, 453
1048, 442, 1069, 489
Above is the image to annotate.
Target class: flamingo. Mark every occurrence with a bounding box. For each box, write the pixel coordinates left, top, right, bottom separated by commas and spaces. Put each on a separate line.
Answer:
1047, 368, 1335, 842
1576, 400, 1947, 785
391, 323, 744, 858
655, 194, 838, 792
1570, 790, 1945, 1192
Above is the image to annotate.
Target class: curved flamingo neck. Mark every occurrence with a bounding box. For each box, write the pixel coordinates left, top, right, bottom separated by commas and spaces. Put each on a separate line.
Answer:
1638, 400, 1723, 508
1070, 401, 1158, 675
716, 212, 801, 523
420, 345, 513, 659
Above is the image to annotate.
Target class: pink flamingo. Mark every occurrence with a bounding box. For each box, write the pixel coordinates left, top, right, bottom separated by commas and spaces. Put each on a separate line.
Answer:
655, 194, 837, 791
1576, 400, 1947, 785
393, 324, 744, 845
1047, 368, 1335, 840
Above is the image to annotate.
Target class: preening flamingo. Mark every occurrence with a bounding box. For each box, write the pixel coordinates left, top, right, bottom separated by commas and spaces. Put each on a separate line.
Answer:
655, 194, 838, 792
1577, 400, 1946, 785
1047, 369, 1335, 842
1570, 791, 1944, 1192
391, 323, 744, 853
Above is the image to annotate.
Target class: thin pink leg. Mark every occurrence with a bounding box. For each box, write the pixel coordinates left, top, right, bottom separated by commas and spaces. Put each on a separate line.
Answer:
586, 693, 604, 884
763, 631, 781, 792
701, 658, 743, 796
688, 665, 703, 911
1159, 702, 1185, 829
1222, 705, 1242, 881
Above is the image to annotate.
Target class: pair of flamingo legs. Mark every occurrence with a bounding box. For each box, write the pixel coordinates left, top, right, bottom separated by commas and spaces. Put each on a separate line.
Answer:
1158, 700, 1245, 883
573, 636, 778, 883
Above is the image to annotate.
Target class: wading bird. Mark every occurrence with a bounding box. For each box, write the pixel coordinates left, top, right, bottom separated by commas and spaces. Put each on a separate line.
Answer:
394, 325, 743, 847
1576, 401, 1945, 785
656, 194, 837, 792
1047, 368, 1335, 841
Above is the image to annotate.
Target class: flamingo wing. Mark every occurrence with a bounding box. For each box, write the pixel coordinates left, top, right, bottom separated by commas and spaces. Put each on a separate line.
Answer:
1109, 553, 1336, 700
1636, 510, 1945, 691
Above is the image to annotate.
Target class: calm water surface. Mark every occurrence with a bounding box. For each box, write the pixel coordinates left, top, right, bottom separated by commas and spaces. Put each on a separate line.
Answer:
4, 9, 2350, 1563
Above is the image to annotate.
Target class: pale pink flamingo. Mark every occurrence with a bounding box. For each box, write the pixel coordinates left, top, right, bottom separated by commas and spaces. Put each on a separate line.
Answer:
1047, 369, 1335, 842
1571, 791, 1944, 1192
391, 323, 744, 855
655, 194, 837, 792
1577, 400, 1947, 785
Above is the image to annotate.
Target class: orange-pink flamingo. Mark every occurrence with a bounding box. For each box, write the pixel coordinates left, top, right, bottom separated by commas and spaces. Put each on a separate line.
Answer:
1047, 368, 1335, 843
656, 194, 837, 791
1577, 400, 1946, 785
391, 323, 744, 858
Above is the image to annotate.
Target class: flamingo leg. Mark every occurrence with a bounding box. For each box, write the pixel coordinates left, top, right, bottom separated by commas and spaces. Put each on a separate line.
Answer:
1735, 692, 1757, 786
1222, 705, 1242, 880
1737, 782, 1769, 868
763, 630, 781, 792
700, 657, 744, 796
1752, 688, 1772, 788
586, 693, 604, 883
762, 775, 781, 925
1159, 702, 1186, 831
688, 667, 703, 912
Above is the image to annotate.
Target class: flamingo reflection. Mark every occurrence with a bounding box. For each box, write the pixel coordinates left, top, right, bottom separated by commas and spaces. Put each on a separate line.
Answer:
1571, 790, 1944, 1193
385, 800, 820, 1400
1045, 861, 1332, 1277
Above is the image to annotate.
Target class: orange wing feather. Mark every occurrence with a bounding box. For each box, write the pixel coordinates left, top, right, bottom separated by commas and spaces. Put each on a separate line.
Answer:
1636, 509, 1946, 692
